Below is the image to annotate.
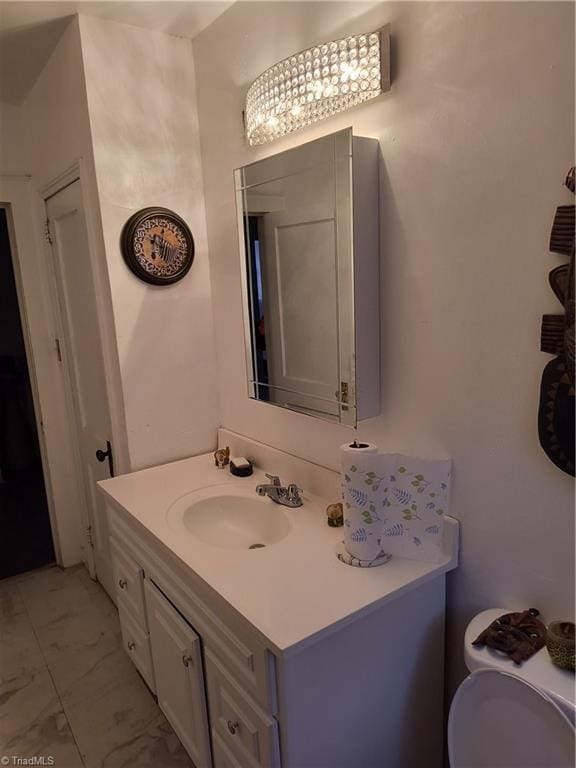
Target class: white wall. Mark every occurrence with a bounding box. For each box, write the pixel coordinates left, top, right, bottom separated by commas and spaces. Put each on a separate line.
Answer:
0, 102, 26, 174
193, 0, 575, 696
21, 18, 94, 186
78, 15, 219, 471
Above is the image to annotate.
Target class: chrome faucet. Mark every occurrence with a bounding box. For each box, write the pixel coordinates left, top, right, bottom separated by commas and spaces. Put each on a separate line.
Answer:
255, 474, 303, 507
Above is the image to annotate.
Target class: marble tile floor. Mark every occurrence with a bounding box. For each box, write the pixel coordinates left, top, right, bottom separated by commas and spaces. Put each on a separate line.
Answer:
0, 564, 193, 768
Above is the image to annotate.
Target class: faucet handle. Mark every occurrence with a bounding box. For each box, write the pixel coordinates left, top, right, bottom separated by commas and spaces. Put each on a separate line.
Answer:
287, 484, 303, 503
265, 474, 281, 486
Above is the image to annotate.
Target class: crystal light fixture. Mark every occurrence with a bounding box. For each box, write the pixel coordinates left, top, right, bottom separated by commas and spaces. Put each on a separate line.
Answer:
245, 25, 390, 146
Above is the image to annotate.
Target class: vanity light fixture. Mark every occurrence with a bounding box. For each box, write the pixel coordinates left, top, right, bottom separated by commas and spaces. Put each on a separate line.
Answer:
245, 25, 390, 146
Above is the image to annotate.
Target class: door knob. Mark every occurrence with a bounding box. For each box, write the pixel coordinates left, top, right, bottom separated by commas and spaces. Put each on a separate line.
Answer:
227, 720, 240, 735
182, 653, 193, 668
95, 440, 115, 477
118, 578, 127, 589
127, 640, 136, 651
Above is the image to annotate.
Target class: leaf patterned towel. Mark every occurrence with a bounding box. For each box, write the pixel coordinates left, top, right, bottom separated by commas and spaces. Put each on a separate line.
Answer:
341, 453, 451, 563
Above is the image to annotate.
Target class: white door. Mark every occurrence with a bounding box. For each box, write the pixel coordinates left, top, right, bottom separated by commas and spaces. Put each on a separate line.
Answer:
261, 203, 340, 417
45, 181, 114, 596
145, 579, 212, 768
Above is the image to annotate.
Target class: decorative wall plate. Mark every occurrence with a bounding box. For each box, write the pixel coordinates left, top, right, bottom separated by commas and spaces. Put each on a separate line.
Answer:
120, 207, 195, 285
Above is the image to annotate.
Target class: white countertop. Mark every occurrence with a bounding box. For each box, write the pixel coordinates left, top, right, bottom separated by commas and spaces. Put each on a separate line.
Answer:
99, 452, 458, 654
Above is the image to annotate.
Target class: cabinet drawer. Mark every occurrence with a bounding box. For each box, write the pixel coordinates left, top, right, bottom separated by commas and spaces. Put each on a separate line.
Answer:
206, 650, 281, 768
111, 538, 146, 627
118, 600, 156, 693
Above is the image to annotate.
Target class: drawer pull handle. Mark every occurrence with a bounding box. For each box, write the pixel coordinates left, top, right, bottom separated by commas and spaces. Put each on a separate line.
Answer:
227, 720, 239, 735
182, 653, 193, 668
127, 640, 136, 651
118, 578, 127, 589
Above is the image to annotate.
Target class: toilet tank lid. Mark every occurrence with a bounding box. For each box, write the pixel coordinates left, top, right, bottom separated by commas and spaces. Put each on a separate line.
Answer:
464, 609, 575, 719
448, 668, 574, 768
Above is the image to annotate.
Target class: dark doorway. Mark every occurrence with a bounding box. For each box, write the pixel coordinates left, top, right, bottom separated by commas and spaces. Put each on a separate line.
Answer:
246, 215, 269, 400
0, 208, 55, 578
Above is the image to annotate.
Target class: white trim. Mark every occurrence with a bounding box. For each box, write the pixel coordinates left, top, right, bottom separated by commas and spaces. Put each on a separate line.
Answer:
40, 161, 81, 200
74, 157, 130, 475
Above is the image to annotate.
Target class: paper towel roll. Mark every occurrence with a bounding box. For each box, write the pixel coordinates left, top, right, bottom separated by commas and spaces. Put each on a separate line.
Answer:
339, 441, 378, 457
340, 442, 389, 563
341, 445, 452, 565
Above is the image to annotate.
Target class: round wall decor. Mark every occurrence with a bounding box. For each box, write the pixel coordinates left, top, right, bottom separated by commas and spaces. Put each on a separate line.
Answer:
120, 207, 195, 285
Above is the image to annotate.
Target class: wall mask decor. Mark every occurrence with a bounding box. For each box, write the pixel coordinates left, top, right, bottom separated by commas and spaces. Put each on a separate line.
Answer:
538, 168, 575, 476
121, 207, 195, 285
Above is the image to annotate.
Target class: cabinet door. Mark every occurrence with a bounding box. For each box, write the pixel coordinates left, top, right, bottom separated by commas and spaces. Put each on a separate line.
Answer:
145, 579, 212, 768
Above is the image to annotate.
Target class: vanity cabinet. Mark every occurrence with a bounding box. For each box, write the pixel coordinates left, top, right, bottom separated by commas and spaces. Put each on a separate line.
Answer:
106, 493, 452, 768
109, 513, 282, 768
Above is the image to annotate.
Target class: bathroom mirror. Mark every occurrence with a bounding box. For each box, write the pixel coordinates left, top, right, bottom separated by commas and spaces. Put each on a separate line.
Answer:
234, 128, 380, 426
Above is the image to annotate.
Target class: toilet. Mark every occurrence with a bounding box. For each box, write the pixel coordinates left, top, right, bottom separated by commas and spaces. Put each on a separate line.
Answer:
448, 608, 575, 767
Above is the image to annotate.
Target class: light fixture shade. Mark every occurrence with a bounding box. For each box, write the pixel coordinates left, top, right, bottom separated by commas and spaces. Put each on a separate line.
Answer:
245, 26, 390, 146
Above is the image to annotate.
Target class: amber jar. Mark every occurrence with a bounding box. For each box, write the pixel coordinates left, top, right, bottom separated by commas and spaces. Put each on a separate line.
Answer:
546, 621, 575, 671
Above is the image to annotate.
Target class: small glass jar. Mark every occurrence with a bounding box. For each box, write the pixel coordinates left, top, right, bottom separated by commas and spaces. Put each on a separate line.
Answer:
546, 621, 575, 671
326, 502, 344, 527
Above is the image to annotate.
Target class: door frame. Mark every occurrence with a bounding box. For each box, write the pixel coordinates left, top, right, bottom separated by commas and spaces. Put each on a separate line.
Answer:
0, 160, 129, 570
0, 174, 71, 566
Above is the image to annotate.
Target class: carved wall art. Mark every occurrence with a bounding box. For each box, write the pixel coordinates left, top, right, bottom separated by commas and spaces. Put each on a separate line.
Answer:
472, 609, 547, 665
538, 168, 575, 476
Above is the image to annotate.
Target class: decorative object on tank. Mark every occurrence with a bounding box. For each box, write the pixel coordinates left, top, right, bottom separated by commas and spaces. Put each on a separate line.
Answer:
120, 207, 195, 285
244, 26, 390, 146
326, 502, 344, 527
546, 621, 575, 671
538, 168, 575, 476
213, 446, 230, 469
472, 609, 547, 665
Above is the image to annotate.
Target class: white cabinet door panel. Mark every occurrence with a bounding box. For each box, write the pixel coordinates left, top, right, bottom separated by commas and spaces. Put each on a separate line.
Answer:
145, 579, 212, 768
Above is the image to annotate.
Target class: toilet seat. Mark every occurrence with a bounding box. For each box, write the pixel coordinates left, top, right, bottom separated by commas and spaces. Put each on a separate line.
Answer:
448, 668, 575, 767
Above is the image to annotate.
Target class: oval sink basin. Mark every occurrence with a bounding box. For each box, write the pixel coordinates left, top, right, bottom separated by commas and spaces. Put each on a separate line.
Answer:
166, 484, 292, 550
